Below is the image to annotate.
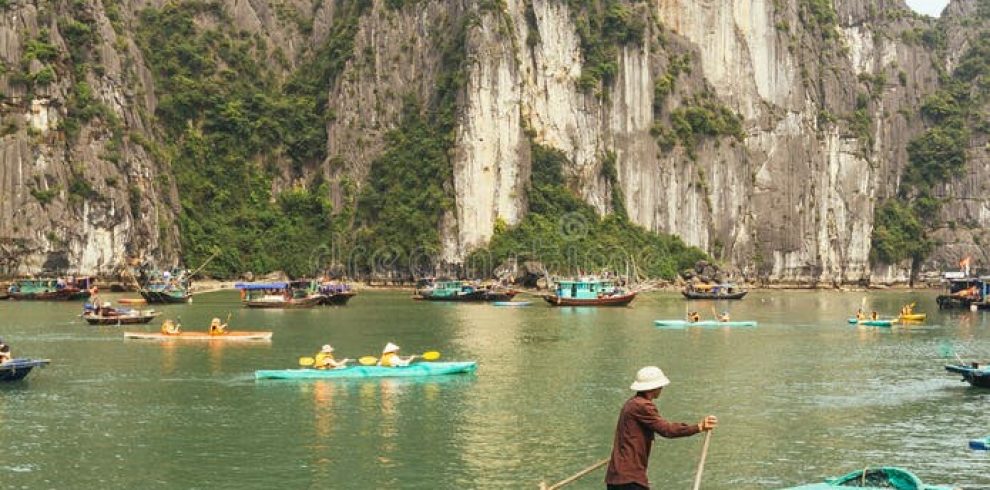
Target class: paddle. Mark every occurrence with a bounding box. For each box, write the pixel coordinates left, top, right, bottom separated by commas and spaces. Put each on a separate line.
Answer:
692, 430, 713, 490
938, 341, 966, 365
298, 356, 372, 367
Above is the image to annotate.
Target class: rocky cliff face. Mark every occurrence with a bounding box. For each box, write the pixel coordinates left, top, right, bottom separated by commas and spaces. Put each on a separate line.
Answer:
0, 0, 983, 285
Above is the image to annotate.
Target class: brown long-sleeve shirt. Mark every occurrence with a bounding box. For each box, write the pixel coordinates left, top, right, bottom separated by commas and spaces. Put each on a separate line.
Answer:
605, 394, 701, 488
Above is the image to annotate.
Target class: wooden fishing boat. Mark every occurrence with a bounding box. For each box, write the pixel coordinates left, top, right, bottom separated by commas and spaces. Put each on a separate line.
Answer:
945, 363, 990, 388
681, 283, 748, 300
255, 361, 477, 380
318, 283, 357, 305
8, 277, 94, 301
654, 320, 757, 328
414, 280, 517, 302
542, 278, 635, 307
0, 358, 50, 382
970, 436, 990, 450
847, 318, 896, 327
780, 466, 954, 489
237, 281, 323, 309
83, 309, 161, 325
139, 284, 191, 304
124, 331, 272, 341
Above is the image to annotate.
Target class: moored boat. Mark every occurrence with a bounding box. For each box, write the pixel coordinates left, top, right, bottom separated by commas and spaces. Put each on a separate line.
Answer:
236, 281, 323, 308
945, 363, 990, 388
136, 268, 192, 304
82, 304, 161, 325
414, 280, 517, 302
935, 271, 990, 310
654, 320, 757, 328
681, 282, 748, 300
8, 277, 94, 301
124, 331, 272, 341
970, 436, 990, 450
318, 282, 357, 305
0, 358, 50, 382
779, 466, 954, 489
847, 318, 896, 327
255, 361, 477, 380
542, 278, 635, 307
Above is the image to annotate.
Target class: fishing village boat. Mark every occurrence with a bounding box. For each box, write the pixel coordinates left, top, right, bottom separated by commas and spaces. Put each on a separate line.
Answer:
7, 276, 94, 301
82, 307, 161, 325
236, 281, 322, 308
124, 331, 272, 341
134, 267, 192, 304
847, 318, 897, 327
970, 436, 990, 450
944, 363, 990, 388
935, 271, 990, 310
542, 278, 635, 306
0, 358, 50, 382
654, 319, 757, 328
414, 280, 517, 302
681, 282, 748, 300
317, 282, 357, 305
255, 361, 477, 380
780, 467, 954, 490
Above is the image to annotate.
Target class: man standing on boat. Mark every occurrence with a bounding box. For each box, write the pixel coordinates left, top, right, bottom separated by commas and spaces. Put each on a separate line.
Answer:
605, 366, 717, 490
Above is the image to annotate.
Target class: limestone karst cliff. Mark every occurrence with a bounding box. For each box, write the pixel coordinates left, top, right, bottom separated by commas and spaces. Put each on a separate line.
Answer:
0, 0, 986, 285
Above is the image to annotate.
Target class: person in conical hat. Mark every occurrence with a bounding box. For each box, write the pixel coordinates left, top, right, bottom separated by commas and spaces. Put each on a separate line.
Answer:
208, 317, 228, 336
377, 342, 414, 367
160, 319, 181, 336
314, 344, 349, 370
605, 366, 717, 489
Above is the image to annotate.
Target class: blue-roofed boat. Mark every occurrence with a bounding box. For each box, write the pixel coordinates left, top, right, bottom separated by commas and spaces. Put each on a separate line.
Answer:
542, 278, 635, 306
0, 358, 50, 382
255, 361, 477, 380
944, 363, 990, 388
780, 467, 954, 489
235, 281, 322, 308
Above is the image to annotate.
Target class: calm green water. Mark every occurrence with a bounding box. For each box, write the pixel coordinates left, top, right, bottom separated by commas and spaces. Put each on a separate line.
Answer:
1, 290, 988, 489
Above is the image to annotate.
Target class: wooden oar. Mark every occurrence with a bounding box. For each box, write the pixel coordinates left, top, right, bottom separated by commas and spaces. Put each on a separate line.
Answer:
692, 430, 712, 490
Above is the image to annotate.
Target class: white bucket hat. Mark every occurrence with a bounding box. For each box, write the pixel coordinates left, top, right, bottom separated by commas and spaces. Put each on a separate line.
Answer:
630, 366, 671, 391
321, 344, 334, 353
382, 342, 400, 354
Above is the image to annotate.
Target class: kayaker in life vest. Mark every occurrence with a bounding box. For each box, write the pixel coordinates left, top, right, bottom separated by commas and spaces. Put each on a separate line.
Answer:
871, 311, 879, 320
855, 308, 866, 321
314, 344, 349, 370
605, 366, 717, 490
378, 342, 414, 367
208, 317, 228, 336
717, 311, 730, 322
161, 319, 181, 335
0, 338, 11, 364
686, 311, 700, 323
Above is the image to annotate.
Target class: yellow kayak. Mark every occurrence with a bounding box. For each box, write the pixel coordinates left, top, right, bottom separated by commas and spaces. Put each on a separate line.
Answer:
899, 313, 926, 322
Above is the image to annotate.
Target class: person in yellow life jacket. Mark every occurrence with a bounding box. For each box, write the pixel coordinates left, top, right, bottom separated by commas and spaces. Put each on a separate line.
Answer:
160, 319, 181, 335
377, 342, 414, 367
871, 311, 879, 320
687, 311, 701, 323
0, 338, 11, 364
855, 308, 866, 321
717, 311, 730, 322
208, 317, 228, 336
314, 344, 349, 370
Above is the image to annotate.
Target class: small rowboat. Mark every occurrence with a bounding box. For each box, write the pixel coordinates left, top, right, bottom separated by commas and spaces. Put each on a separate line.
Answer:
84, 310, 161, 325
899, 313, 926, 322
255, 361, 477, 380
124, 331, 273, 341
970, 436, 990, 450
847, 318, 896, 327
493, 301, 531, 307
0, 358, 50, 382
945, 363, 990, 388
654, 320, 757, 329
780, 466, 954, 489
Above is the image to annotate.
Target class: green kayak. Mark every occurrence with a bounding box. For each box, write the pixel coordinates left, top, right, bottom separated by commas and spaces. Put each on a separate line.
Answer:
255, 361, 477, 380
654, 320, 757, 328
780, 467, 954, 489
847, 318, 896, 327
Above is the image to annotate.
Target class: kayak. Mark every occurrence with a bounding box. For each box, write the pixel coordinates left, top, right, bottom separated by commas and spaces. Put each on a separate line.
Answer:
255, 361, 477, 380
899, 313, 926, 321
654, 320, 757, 328
847, 318, 896, 327
493, 301, 531, 307
970, 436, 990, 450
0, 358, 50, 382
124, 331, 272, 341
780, 466, 954, 489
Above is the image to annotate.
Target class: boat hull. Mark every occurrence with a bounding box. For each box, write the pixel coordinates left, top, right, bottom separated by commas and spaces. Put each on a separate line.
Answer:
780, 466, 954, 489
945, 364, 990, 388
139, 290, 191, 304
244, 296, 321, 309
847, 318, 896, 327
0, 358, 50, 382
417, 290, 518, 302
255, 362, 477, 380
970, 436, 990, 450
542, 292, 636, 307
654, 320, 757, 328
319, 291, 356, 305
124, 331, 272, 341
84, 311, 161, 325
681, 290, 748, 300
10, 289, 89, 301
